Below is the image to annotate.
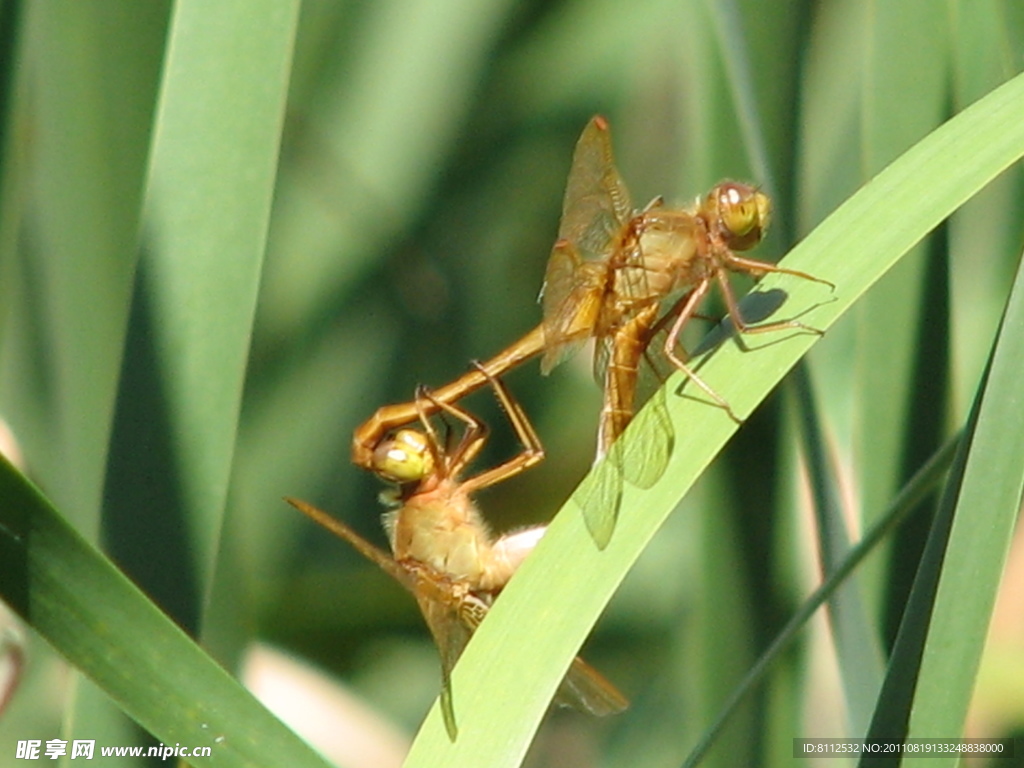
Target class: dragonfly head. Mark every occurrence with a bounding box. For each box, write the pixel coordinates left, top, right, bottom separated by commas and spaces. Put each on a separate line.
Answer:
707, 182, 771, 251
372, 428, 436, 484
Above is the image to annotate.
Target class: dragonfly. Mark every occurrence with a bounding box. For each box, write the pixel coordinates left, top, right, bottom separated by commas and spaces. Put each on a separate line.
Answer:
290, 367, 627, 739
352, 116, 832, 547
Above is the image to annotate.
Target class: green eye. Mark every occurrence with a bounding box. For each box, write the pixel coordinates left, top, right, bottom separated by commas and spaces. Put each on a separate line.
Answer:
714, 183, 771, 250
372, 429, 435, 483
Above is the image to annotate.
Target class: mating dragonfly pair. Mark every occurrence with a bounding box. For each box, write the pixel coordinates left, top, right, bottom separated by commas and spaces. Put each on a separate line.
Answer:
288, 116, 832, 738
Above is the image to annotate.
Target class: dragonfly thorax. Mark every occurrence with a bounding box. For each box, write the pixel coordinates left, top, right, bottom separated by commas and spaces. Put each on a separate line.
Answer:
386, 488, 501, 588
634, 211, 708, 296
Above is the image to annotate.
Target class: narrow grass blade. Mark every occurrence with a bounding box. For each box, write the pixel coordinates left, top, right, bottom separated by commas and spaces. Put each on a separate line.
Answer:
906, 253, 1024, 760
5, 3, 166, 525
137, 0, 299, 588
792, 364, 884, 732
860, 248, 1024, 768
854, 0, 950, 630
683, 433, 960, 768
0, 456, 332, 768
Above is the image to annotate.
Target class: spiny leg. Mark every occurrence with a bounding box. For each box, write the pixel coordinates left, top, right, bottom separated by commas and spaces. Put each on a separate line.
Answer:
719, 253, 833, 338
725, 252, 834, 290
352, 325, 547, 470
661, 278, 741, 422
415, 384, 488, 481
456, 364, 545, 496
713, 267, 824, 342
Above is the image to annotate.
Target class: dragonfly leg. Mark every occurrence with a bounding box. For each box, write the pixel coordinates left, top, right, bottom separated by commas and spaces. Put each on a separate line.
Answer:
456, 364, 545, 495
351, 326, 547, 470
662, 278, 740, 422
719, 253, 833, 338
725, 252, 834, 290
715, 266, 825, 339
415, 385, 489, 482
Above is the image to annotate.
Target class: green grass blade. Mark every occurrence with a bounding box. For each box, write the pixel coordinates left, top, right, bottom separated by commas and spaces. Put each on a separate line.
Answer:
705, 0, 773, 186
138, 0, 299, 588
858, 323, 994, 764
792, 364, 884, 730
4, 3, 165, 526
77, 0, 299, 752
684, 432, 961, 768
902, 252, 1024, 763
398, 70, 1024, 768
854, 0, 949, 639
947, 0, 1024, 417
0, 456, 332, 768
2, 3, 171, 757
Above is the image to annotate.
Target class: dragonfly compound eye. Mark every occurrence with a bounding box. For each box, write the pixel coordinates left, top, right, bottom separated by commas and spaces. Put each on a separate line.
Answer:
372, 429, 435, 483
713, 182, 771, 251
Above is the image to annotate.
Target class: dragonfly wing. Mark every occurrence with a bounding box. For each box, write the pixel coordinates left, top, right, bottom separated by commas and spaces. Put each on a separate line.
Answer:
635, 307, 677, 402
540, 241, 605, 374
287, 498, 466, 737
619, 385, 672, 490
556, 656, 629, 716
411, 573, 478, 741
574, 452, 623, 550
447, 583, 628, 719
580, 381, 670, 549
579, 428, 669, 549
558, 116, 633, 257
